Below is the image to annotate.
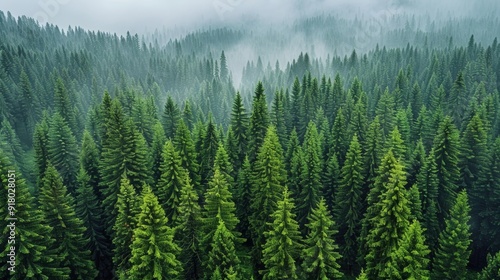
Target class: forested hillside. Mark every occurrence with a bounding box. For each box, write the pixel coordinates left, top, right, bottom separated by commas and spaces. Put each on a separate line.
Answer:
1, 8, 500, 279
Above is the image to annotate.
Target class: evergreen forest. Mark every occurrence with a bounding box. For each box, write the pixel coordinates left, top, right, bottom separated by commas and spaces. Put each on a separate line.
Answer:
1, 4, 500, 279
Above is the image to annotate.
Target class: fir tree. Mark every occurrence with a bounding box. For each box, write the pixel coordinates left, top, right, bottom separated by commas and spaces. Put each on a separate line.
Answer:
162, 95, 181, 139
157, 140, 188, 223
433, 190, 472, 280
228, 92, 249, 172
112, 176, 140, 277
48, 113, 79, 193
151, 121, 166, 185
175, 175, 202, 280
39, 164, 96, 279
206, 217, 241, 280
75, 169, 113, 280
480, 251, 500, 280
432, 116, 461, 225
297, 122, 323, 230
200, 119, 219, 188
235, 156, 253, 241
0, 152, 67, 279
174, 119, 201, 191
249, 126, 286, 265
79, 130, 101, 202
365, 156, 410, 279
301, 199, 344, 280
248, 81, 269, 163
128, 188, 182, 279
33, 117, 50, 187
384, 220, 431, 280
334, 134, 364, 273
261, 188, 303, 280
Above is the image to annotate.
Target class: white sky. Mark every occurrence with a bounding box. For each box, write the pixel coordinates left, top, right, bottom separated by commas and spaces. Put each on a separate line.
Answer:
0, 0, 497, 35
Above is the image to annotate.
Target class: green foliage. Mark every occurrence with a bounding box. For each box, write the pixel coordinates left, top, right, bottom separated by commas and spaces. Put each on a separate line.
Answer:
334, 134, 364, 273
174, 175, 202, 280
174, 119, 201, 191
206, 218, 241, 280
162, 95, 181, 139
433, 190, 472, 280
302, 199, 344, 280
48, 113, 79, 193
157, 140, 188, 223
480, 251, 500, 280
112, 176, 140, 276
39, 164, 96, 279
365, 156, 410, 279
128, 188, 182, 279
248, 81, 269, 163
384, 220, 431, 280
261, 188, 303, 280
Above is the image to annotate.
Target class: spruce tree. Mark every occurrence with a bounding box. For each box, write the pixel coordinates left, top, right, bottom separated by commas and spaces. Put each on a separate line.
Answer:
365, 156, 410, 279
162, 95, 181, 139
48, 113, 79, 193
432, 116, 461, 225
297, 122, 322, 230
213, 144, 234, 186
480, 251, 500, 280
112, 176, 140, 277
75, 169, 113, 280
384, 220, 431, 280
33, 117, 50, 187
151, 121, 166, 185
249, 126, 286, 265
200, 119, 219, 188
128, 188, 182, 279
79, 130, 101, 202
433, 190, 472, 280
0, 152, 67, 279
157, 140, 188, 223
248, 81, 269, 163
206, 217, 241, 280
235, 156, 253, 241
175, 174, 202, 280
174, 119, 201, 191
39, 164, 96, 279
261, 188, 303, 280
334, 134, 364, 273
301, 199, 344, 280
228, 92, 249, 172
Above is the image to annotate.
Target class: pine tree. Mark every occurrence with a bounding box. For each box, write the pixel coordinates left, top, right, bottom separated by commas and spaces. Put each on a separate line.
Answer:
480, 251, 500, 280
53, 77, 76, 134
433, 190, 472, 280
323, 152, 341, 212
220, 51, 229, 81
384, 220, 431, 280
249, 126, 286, 265
0, 152, 67, 279
248, 81, 269, 163
174, 119, 201, 191
39, 164, 96, 279
75, 169, 113, 280
162, 95, 181, 139
235, 156, 253, 241
228, 92, 249, 172
460, 114, 488, 191
271, 89, 288, 148
151, 121, 166, 185
365, 157, 410, 279
297, 122, 322, 230
202, 168, 242, 254
80, 130, 102, 202
128, 188, 182, 279
213, 144, 234, 186
416, 149, 440, 250
112, 176, 140, 277
334, 134, 364, 273
301, 199, 344, 280
157, 140, 188, 223
432, 116, 461, 224
33, 117, 50, 187
48, 113, 79, 194
100, 101, 152, 235
175, 175, 202, 280
200, 119, 219, 188
331, 108, 348, 163
261, 188, 303, 280
206, 217, 241, 280
376, 88, 396, 137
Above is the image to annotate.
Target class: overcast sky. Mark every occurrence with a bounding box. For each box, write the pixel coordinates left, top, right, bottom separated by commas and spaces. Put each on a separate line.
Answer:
0, 0, 498, 35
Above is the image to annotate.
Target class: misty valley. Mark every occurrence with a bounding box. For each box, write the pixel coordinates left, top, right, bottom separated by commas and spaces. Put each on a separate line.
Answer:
1, 1, 500, 279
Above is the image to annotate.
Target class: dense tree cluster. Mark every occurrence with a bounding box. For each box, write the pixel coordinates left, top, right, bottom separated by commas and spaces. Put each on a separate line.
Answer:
1, 9, 500, 279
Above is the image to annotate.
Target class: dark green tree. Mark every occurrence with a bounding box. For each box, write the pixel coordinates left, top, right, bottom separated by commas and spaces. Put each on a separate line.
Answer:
206, 217, 241, 280
162, 95, 181, 139
174, 119, 201, 191
334, 134, 364, 273
480, 251, 500, 280
227, 92, 249, 172
128, 188, 182, 279
433, 190, 472, 280
261, 188, 303, 280
301, 199, 344, 280
384, 220, 431, 280
39, 164, 96, 279
151, 121, 166, 185
248, 81, 269, 163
